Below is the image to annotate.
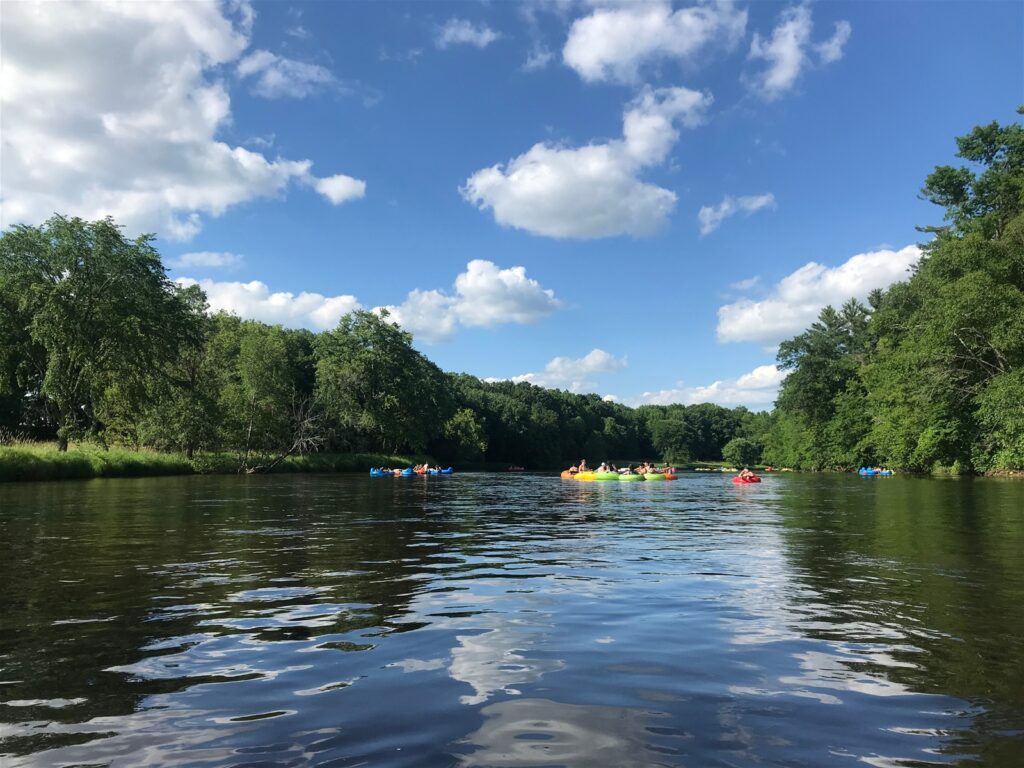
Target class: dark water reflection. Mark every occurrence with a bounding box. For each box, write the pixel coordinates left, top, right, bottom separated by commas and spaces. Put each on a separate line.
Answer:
1, 473, 1022, 766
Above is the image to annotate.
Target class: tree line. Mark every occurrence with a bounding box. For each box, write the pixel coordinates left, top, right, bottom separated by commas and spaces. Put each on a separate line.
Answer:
2, 112, 1021, 474
0, 218, 763, 470
763, 110, 1024, 473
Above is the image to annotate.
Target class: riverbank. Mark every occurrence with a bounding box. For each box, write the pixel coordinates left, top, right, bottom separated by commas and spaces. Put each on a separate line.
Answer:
0, 444, 428, 483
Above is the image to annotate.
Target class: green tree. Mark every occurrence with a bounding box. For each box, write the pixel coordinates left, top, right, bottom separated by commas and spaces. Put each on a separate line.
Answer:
722, 437, 760, 467
210, 316, 324, 472
439, 408, 488, 464
315, 310, 452, 453
652, 417, 691, 463
920, 107, 1024, 239
0, 216, 204, 450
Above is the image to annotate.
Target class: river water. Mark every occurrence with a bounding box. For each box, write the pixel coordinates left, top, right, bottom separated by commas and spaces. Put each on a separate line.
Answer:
1, 473, 1022, 767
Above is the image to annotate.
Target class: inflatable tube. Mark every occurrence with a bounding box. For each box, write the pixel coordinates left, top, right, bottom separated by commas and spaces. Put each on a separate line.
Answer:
575, 471, 597, 482
594, 472, 619, 481
644, 473, 666, 481
400, 468, 415, 477
560, 470, 575, 479
618, 473, 642, 481
663, 474, 678, 481
732, 475, 761, 484
369, 469, 391, 477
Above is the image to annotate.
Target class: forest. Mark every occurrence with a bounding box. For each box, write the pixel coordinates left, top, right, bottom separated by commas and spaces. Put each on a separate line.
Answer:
1, 113, 1021, 475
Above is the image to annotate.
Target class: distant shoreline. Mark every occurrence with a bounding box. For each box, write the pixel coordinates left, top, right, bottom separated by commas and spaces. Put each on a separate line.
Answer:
2, 444, 1019, 484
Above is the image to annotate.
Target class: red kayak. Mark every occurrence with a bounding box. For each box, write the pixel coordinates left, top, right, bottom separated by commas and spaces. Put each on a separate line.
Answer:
732, 475, 762, 484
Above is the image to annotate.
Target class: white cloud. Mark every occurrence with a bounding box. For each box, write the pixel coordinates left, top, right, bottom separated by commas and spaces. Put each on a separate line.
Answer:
169, 251, 243, 270
436, 19, 501, 49
378, 290, 459, 344
176, 278, 361, 330
729, 276, 760, 291
502, 349, 627, 394
523, 43, 554, 71
236, 49, 335, 99
377, 260, 561, 343
314, 174, 367, 205
461, 86, 712, 239
176, 260, 557, 341
716, 245, 922, 345
747, 5, 851, 101
815, 20, 852, 64
563, 0, 747, 84
698, 193, 776, 235
0, 1, 360, 241
637, 364, 785, 409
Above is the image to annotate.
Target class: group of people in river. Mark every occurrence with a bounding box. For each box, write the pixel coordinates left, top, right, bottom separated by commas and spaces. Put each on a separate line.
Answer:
373, 464, 443, 473
565, 460, 675, 476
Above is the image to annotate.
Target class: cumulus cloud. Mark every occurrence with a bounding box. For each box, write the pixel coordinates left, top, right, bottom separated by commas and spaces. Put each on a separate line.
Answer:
0, 1, 362, 241
236, 49, 335, 99
176, 278, 361, 330
314, 174, 367, 205
175, 260, 556, 340
169, 251, 244, 270
716, 245, 921, 345
563, 0, 747, 84
637, 364, 785, 408
436, 19, 501, 49
747, 5, 851, 101
377, 260, 561, 343
501, 349, 627, 394
461, 86, 712, 239
698, 193, 776, 235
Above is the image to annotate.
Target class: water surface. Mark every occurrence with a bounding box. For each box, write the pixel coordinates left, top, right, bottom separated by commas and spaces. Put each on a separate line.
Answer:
1, 473, 1022, 767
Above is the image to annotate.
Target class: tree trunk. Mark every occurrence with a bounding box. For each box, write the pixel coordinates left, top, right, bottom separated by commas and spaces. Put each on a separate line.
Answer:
58, 434, 68, 452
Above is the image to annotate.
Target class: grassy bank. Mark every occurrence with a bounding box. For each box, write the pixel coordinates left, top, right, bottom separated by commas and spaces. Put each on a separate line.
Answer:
0, 443, 428, 483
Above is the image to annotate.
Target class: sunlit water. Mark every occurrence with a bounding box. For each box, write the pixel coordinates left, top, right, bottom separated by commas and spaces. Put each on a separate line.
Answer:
1, 473, 1023, 767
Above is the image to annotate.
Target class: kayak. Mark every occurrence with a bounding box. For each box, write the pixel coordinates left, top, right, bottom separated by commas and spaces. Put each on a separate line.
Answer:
732, 475, 761, 484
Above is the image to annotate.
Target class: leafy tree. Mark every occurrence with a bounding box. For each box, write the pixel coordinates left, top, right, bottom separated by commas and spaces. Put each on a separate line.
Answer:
921, 107, 1024, 238
210, 316, 324, 472
722, 437, 760, 467
315, 310, 452, 453
0, 216, 204, 449
647, 411, 692, 464
439, 408, 488, 464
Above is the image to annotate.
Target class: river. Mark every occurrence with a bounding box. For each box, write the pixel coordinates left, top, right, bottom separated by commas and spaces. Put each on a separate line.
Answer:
1, 472, 1022, 767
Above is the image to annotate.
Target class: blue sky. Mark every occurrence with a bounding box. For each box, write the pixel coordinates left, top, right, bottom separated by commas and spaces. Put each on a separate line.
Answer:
2, 1, 1020, 408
